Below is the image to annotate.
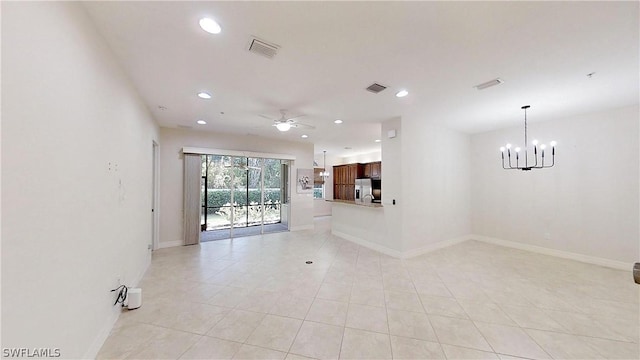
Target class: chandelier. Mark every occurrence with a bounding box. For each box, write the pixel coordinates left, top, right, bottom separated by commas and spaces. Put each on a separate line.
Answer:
319, 150, 330, 178
500, 105, 556, 171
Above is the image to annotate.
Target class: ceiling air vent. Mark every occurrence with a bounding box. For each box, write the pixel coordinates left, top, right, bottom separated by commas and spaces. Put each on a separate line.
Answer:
248, 37, 279, 59
474, 78, 504, 90
366, 83, 387, 93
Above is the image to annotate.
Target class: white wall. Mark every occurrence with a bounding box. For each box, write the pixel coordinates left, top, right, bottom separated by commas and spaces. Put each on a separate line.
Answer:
400, 117, 472, 251
159, 128, 315, 246
312, 154, 341, 217
2, 2, 159, 358
331, 118, 404, 253
380, 118, 404, 249
341, 151, 382, 164
471, 105, 639, 264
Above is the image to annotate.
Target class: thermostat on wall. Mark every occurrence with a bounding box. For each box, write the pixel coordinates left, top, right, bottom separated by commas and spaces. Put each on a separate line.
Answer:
387, 129, 397, 139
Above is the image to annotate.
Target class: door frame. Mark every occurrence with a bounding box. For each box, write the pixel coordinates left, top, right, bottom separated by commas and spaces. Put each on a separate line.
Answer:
152, 140, 160, 250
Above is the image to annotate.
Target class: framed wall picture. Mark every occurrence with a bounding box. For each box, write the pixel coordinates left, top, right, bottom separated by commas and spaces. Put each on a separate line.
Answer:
296, 168, 313, 193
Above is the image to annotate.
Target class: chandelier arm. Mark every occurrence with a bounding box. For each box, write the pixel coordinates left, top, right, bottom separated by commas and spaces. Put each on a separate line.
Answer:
524, 107, 528, 167
544, 154, 555, 168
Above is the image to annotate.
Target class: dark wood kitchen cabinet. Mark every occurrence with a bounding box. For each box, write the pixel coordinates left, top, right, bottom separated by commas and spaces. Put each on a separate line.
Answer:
370, 161, 381, 178
332, 164, 361, 200
363, 163, 371, 178
332, 162, 380, 200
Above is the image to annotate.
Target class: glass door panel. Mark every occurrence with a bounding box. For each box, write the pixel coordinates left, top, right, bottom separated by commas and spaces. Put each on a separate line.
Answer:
204, 155, 232, 232
263, 158, 282, 225
231, 156, 247, 229
201, 155, 286, 241
247, 157, 263, 227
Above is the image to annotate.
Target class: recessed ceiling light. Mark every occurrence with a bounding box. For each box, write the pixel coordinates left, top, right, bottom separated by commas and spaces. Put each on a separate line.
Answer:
196, 120, 207, 125
199, 18, 221, 34
301, 134, 308, 138
197, 92, 212, 99
395, 90, 409, 98
334, 119, 343, 124
375, 139, 381, 143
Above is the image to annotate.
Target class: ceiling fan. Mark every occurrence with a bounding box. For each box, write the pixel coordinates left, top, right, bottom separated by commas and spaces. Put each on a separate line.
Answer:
259, 109, 315, 132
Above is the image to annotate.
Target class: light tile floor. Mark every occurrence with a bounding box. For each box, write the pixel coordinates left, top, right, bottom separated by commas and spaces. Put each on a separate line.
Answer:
98, 217, 639, 359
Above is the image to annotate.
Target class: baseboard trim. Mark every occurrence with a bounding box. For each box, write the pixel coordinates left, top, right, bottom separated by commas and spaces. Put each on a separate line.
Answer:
157, 240, 183, 249
84, 254, 151, 359
472, 234, 631, 271
332, 230, 403, 258
402, 235, 473, 259
290, 224, 314, 231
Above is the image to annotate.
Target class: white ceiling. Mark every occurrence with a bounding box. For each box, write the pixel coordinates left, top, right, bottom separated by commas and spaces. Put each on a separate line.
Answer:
83, 1, 638, 158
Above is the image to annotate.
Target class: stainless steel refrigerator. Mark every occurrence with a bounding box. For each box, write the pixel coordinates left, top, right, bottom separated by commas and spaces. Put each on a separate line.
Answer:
354, 178, 373, 203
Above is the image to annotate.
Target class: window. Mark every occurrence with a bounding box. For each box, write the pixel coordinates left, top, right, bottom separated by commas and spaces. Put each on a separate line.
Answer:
313, 183, 324, 199
313, 168, 324, 199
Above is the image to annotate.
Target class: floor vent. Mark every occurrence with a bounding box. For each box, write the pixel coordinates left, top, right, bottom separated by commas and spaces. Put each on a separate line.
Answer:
366, 83, 387, 93
248, 37, 279, 59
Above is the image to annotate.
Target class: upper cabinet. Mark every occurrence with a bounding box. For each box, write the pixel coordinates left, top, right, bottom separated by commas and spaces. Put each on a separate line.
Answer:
363, 163, 371, 178
332, 161, 382, 200
370, 161, 381, 179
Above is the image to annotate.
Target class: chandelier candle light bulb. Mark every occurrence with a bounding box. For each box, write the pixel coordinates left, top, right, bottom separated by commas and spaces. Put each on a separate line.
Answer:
320, 150, 330, 178
500, 106, 556, 171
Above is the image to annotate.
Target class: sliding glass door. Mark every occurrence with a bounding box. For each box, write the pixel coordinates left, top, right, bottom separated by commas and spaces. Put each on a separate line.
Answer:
200, 155, 285, 240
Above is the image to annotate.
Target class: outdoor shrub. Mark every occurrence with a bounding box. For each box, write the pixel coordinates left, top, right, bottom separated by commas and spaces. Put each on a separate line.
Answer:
205, 188, 281, 211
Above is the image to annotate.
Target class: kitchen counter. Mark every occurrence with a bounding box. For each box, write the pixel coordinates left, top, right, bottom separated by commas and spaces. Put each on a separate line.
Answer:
326, 199, 383, 208
330, 199, 401, 257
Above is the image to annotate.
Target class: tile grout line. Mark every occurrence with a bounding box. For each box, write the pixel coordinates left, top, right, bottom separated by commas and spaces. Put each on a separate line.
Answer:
379, 253, 395, 359
406, 259, 450, 360
286, 232, 336, 359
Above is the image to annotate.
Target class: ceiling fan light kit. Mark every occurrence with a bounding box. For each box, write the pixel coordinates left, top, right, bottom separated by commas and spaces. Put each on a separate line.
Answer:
263, 109, 314, 132
500, 105, 556, 171
275, 122, 291, 132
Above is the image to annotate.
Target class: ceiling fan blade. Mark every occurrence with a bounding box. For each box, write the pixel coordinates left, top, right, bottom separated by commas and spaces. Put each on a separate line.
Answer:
294, 122, 315, 130
258, 114, 274, 120
287, 114, 306, 121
